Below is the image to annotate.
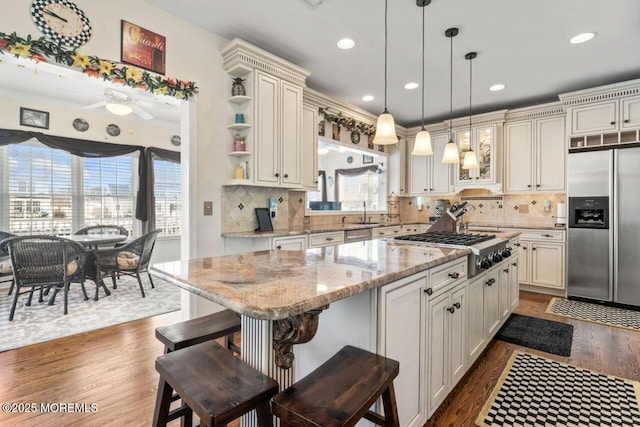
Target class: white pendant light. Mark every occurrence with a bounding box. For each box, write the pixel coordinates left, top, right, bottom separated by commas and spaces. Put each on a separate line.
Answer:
373, 0, 398, 146
412, 0, 433, 156
441, 28, 460, 164
462, 51, 480, 170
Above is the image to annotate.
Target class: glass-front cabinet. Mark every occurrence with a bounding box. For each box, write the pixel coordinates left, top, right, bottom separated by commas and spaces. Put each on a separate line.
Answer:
454, 124, 496, 188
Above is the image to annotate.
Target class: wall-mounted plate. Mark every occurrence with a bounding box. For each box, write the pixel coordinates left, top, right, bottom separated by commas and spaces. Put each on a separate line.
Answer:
170, 135, 181, 146
72, 118, 89, 132
106, 123, 120, 137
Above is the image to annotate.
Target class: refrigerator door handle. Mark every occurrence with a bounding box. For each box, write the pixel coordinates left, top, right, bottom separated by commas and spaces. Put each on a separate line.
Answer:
612, 150, 617, 302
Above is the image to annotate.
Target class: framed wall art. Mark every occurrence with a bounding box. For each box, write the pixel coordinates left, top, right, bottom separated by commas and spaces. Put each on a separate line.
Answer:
121, 20, 166, 75
363, 154, 374, 164
20, 107, 49, 129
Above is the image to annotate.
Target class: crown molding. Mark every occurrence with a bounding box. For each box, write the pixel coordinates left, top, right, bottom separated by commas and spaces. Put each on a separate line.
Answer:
558, 78, 640, 108
505, 101, 564, 122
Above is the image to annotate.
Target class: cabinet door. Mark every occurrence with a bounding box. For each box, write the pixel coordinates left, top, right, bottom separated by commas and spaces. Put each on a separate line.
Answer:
531, 242, 565, 289
427, 292, 449, 416
301, 103, 318, 189
255, 71, 280, 184
272, 236, 307, 251
571, 101, 617, 134
621, 96, 640, 129
509, 257, 520, 310
280, 81, 302, 186
505, 121, 534, 193
455, 129, 473, 183
431, 134, 451, 194
409, 139, 430, 194
499, 261, 511, 321
483, 271, 501, 338
466, 274, 486, 364
449, 284, 467, 387
476, 126, 495, 182
517, 242, 530, 285
379, 276, 427, 427
536, 116, 565, 192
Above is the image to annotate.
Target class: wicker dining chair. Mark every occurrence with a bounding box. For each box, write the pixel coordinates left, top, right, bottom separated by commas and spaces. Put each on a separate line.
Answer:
1, 235, 88, 321
0, 231, 16, 296
92, 229, 162, 298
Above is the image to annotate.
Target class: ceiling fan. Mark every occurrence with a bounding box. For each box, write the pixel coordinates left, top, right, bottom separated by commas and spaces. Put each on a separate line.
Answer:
83, 88, 154, 120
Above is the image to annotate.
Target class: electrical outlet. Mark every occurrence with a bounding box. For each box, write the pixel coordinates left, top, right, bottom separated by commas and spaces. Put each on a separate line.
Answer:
203, 201, 213, 216
303, 216, 310, 225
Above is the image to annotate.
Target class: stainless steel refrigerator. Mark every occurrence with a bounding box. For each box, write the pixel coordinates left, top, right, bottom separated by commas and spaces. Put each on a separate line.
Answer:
567, 146, 640, 306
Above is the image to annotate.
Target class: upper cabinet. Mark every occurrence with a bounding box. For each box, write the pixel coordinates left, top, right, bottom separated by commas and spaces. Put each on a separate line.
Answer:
560, 79, 640, 150
505, 103, 566, 194
301, 102, 319, 189
408, 133, 451, 195
221, 38, 310, 188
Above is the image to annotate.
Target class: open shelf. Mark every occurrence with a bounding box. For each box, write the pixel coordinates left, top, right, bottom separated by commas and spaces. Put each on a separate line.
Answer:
227, 151, 253, 157
227, 123, 252, 131
569, 129, 640, 150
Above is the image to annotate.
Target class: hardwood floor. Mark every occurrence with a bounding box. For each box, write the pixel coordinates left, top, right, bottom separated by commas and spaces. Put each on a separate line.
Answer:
1, 291, 639, 427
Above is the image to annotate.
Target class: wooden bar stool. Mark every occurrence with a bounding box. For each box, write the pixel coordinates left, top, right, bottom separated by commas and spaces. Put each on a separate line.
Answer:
153, 341, 278, 427
271, 345, 400, 427
155, 309, 241, 354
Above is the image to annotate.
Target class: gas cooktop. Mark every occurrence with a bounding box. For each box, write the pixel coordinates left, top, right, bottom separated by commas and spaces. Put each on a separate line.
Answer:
394, 231, 495, 247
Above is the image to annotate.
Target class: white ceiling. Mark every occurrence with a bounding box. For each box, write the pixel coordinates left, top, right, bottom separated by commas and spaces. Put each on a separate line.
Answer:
148, 0, 640, 127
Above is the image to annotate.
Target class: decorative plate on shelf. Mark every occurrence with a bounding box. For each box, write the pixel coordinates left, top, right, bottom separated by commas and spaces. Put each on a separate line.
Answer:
106, 123, 120, 137
347, 155, 353, 164
72, 118, 89, 132
170, 135, 181, 146
350, 130, 360, 144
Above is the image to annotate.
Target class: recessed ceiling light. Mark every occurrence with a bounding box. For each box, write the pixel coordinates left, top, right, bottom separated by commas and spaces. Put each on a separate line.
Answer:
404, 82, 419, 90
362, 95, 374, 102
489, 84, 505, 92
570, 32, 596, 44
337, 38, 355, 49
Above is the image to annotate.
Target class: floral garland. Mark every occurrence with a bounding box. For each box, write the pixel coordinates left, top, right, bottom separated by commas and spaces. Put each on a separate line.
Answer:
319, 107, 376, 136
0, 31, 198, 99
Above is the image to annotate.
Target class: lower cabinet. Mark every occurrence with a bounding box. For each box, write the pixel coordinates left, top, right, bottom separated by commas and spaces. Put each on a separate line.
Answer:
378, 273, 428, 427
508, 254, 520, 310
427, 281, 467, 417
483, 268, 501, 338
272, 235, 307, 250
515, 230, 565, 290
466, 272, 487, 365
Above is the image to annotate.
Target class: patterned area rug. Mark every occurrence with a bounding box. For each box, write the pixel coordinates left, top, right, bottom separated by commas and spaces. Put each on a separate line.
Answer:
477, 351, 640, 426
547, 297, 640, 332
0, 275, 181, 352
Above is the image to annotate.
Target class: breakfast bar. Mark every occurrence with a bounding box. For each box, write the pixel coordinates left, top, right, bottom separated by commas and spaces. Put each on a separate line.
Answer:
150, 240, 468, 415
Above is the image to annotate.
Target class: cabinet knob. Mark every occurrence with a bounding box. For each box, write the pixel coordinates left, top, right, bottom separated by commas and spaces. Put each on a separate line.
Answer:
275, 173, 280, 178
522, 246, 527, 250
536, 184, 540, 187
503, 268, 510, 273
315, 180, 318, 184
527, 184, 531, 188
424, 287, 433, 295
512, 262, 517, 267
284, 173, 289, 178
454, 302, 461, 309
448, 272, 460, 279
610, 121, 616, 125
424, 188, 427, 192
430, 188, 434, 191
447, 306, 456, 313
532, 247, 536, 251
326, 237, 334, 241
514, 243, 521, 247
542, 233, 553, 238
624, 119, 630, 123
276, 245, 282, 250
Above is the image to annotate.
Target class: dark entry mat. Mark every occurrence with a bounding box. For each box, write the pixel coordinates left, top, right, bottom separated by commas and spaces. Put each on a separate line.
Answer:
495, 313, 573, 356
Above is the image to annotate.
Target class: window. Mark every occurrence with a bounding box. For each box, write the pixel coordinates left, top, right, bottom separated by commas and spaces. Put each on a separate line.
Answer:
0, 140, 144, 236
338, 171, 380, 211
153, 158, 181, 236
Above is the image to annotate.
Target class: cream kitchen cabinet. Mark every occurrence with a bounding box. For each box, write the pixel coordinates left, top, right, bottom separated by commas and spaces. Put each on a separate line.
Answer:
401, 224, 421, 235
505, 115, 566, 193
408, 133, 451, 195
301, 102, 318, 190
255, 70, 303, 187
568, 96, 640, 134
308, 231, 344, 248
272, 235, 307, 250
427, 280, 467, 417
452, 122, 503, 193
372, 226, 402, 239
378, 273, 428, 427
620, 96, 640, 129
483, 267, 501, 338
515, 229, 565, 290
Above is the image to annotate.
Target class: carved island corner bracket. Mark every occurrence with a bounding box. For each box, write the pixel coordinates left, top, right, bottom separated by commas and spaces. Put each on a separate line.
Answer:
272, 305, 328, 369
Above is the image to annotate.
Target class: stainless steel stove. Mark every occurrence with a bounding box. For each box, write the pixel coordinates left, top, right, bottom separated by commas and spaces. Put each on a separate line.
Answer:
395, 231, 512, 277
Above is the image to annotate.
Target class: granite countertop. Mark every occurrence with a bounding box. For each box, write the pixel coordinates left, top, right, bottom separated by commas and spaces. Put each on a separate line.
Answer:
150, 240, 469, 320
221, 221, 563, 238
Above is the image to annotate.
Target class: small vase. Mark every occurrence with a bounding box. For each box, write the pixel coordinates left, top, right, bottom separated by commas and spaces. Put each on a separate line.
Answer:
232, 77, 246, 97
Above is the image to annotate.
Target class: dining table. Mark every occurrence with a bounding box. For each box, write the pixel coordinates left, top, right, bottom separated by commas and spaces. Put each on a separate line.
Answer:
67, 233, 128, 250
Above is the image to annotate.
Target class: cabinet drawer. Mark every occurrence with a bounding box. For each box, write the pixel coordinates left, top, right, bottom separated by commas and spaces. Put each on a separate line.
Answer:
401, 224, 420, 235
517, 230, 565, 242
428, 257, 467, 297
372, 226, 402, 238
308, 231, 344, 248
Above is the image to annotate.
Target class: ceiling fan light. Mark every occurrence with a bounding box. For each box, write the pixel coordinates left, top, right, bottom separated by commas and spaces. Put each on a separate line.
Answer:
461, 150, 479, 169
106, 102, 132, 116
373, 112, 398, 145
441, 139, 460, 163
412, 130, 433, 155
317, 147, 329, 155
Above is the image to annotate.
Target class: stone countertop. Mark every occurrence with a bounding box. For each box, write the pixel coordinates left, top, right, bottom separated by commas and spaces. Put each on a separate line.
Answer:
150, 240, 469, 321
221, 221, 563, 238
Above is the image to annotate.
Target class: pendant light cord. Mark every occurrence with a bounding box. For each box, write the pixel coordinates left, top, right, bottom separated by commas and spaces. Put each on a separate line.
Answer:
449, 33, 453, 138
421, 5, 425, 130
384, 0, 389, 113
469, 55, 472, 133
